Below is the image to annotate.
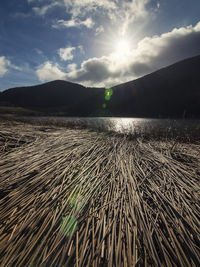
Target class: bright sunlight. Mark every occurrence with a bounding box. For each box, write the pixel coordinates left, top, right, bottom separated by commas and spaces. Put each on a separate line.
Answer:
114, 38, 131, 58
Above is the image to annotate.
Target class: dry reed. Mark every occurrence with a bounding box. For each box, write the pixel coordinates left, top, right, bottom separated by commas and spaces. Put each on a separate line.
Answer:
0, 119, 199, 266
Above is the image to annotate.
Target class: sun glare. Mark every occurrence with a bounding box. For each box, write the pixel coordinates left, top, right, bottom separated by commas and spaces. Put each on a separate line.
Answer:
114, 38, 131, 58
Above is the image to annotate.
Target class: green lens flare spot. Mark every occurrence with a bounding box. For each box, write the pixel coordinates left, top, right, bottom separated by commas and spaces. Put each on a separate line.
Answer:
102, 103, 106, 109
68, 192, 85, 211
105, 88, 113, 101
60, 215, 78, 236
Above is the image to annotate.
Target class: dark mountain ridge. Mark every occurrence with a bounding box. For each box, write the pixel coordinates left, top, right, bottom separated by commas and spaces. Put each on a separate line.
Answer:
0, 80, 105, 116
109, 55, 200, 117
1, 55, 200, 118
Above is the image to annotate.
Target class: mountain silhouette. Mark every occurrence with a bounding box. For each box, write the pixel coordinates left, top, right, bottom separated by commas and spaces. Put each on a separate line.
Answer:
109, 55, 200, 117
0, 55, 200, 118
0, 80, 105, 116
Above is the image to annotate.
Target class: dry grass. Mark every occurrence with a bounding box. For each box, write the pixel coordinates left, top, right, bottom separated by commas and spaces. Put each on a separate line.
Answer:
0, 119, 199, 266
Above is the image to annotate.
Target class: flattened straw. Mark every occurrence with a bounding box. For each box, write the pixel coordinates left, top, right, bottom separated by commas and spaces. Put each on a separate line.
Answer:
0, 119, 199, 266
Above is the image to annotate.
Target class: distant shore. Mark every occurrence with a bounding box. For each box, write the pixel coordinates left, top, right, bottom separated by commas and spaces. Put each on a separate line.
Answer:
0, 118, 199, 266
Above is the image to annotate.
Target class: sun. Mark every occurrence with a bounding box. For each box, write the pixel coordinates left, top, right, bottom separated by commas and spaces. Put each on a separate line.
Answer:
114, 38, 131, 58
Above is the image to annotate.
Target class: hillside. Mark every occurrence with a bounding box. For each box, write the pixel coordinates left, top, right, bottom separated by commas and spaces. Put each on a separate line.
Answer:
109, 55, 200, 117
0, 55, 200, 118
0, 80, 105, 116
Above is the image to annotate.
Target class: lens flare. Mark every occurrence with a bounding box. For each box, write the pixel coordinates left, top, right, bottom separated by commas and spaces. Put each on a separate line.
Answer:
60, 215, 78, 236
105, 88, 113, 101
68, 192, 85, 211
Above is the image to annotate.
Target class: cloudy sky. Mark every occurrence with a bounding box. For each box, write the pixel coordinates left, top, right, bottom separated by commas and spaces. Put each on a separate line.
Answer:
0, 0, 200, 90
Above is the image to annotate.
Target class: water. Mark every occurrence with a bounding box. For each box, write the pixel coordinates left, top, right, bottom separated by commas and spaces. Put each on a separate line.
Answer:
32, 117, 200, 137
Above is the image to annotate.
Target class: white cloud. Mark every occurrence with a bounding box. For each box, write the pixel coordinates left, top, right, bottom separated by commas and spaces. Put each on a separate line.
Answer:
67, 63, 77, 72
0, 57, 10, 77
58, 45, 84, 61
53, 18, 94, 29
0, 56, 21, 77
58, 47, 75, 61
33, 2, 61, 16
120, 0, 150, 35
132, 21, 200, 69
29, 0, 154, 36
81, 18, 94, 28
95, 25, 104, 35
36, 21, 200, 87
63, 0, 117, 17
67, 56, 112, 83
36, 61, 65, 82
28, 0, 155, 36
63, 0, 151, 36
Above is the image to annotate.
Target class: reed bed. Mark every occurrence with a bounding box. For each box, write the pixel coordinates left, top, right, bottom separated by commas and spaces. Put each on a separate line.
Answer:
0, 119, 199, 266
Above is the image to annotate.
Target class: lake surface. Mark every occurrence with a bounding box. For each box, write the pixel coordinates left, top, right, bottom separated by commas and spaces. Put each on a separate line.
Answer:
33, 117, 200, 137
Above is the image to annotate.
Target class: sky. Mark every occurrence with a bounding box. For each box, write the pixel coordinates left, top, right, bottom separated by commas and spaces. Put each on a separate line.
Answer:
0, 0, 200, 91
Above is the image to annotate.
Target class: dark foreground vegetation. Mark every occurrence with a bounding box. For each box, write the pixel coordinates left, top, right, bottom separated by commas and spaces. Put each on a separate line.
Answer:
0, 117, 199, 266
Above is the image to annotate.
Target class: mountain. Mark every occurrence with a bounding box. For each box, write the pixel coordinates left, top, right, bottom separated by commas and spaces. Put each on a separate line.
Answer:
0, 55, 200, 118
108, 55, 200, 118
0, 80, 105, 116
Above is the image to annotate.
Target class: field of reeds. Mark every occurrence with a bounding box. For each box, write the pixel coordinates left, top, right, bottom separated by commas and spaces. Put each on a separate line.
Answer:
0, 117, 199, 266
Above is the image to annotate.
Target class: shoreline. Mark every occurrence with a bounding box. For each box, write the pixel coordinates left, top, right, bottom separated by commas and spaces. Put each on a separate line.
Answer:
0, 119, 199, 266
